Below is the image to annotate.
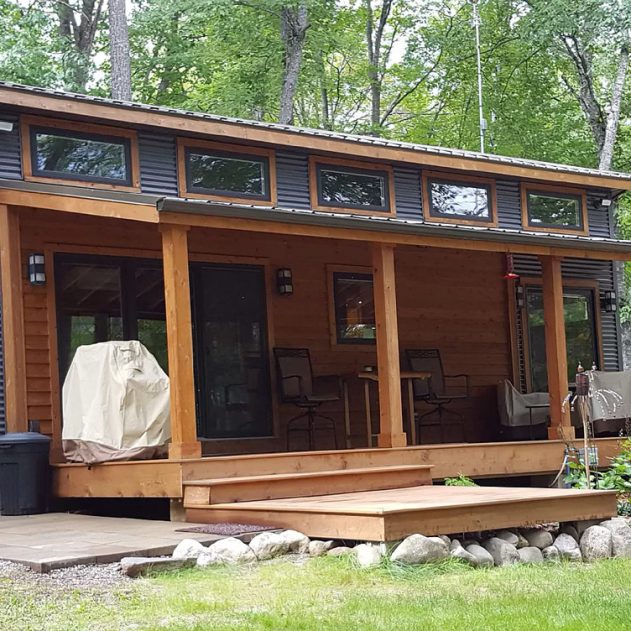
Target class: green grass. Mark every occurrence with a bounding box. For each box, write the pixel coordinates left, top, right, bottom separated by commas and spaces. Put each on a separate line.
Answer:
3, 557, 631, 630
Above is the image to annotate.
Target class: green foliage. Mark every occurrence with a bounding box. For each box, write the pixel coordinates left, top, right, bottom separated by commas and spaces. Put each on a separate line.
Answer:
444, 474, 478, 487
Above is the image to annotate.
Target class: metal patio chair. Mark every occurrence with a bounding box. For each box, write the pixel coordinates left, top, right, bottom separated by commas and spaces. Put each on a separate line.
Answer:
405, 348, 470, 443
273, 347, 341, 451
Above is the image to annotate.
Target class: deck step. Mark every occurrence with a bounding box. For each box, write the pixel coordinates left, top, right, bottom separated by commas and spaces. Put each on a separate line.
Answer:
183, 464, 433, 505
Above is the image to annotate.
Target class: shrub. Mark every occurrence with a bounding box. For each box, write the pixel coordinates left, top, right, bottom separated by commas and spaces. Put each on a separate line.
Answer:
444, 474, 477, 487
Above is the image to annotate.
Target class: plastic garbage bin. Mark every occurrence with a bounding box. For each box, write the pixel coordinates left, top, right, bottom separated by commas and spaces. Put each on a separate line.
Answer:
0, 432, 51, 515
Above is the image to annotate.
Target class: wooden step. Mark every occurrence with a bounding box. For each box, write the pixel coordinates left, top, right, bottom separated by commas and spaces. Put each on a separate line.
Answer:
183, 464, 433, 505
185, 485, 617, 542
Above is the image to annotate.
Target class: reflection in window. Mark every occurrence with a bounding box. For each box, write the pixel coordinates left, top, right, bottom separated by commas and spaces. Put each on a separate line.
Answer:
333, 272, 375, 343
185, 148, 269, 199
317, 165, 389, 211
427, 180, 491, 221
526, 191, 583, 230
525, 286, 597, 391
31, 127, 131, 185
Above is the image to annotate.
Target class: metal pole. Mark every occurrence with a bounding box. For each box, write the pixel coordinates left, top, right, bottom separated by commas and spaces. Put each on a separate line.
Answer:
470, 0, 486, 153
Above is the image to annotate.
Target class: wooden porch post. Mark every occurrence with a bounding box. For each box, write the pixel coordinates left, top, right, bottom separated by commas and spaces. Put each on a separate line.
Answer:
160, 224, 201, 459
540, 255, 574, 440
372, 242, 407, 448
0, 204, 28, 432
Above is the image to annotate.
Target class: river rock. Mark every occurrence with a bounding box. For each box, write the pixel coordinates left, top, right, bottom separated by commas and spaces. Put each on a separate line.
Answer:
172, 539, 207, 560
600, 518, 631, 558
390, 534, 449, 565
449, 540, 477, 566
327, 546, 353, 557
496, 530, 520, 546
465, 544, 494, 568
354, 544, 382, 568
249, 531, 289, 561
560, 524, 580, 542
482, 537, 520, 566
198, 537, 256, 566
518, 546, 544, 564
553, 533, 580, 561
121, 556, 195, 578
308, 540, 334, 557
522, 529, 554, 550
279, 530, 310, 554
579, 525, 613, 561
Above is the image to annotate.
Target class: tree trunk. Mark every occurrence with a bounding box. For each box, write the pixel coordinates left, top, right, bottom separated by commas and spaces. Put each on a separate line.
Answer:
599, 45, 629, 171
108, 0, 132, 101
279, 5, 309, 125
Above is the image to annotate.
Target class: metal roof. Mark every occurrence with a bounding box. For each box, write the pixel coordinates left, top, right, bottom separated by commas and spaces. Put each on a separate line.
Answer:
158, 197, 631, 255
1, 80, 630, 184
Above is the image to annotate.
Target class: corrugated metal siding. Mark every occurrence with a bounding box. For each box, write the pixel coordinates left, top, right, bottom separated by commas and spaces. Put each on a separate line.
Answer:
138, 133, 178, 195
0, 291, 5, 433
394, 167, 422, 220
276, 151, 311, 209
586, 189, 611, 238
0, 112, 21, 180
496, 180, 521, 230
514, 255, 620, 387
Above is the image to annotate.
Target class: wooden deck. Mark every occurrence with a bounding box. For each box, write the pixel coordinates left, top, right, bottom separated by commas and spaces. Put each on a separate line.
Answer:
185, 485, 617, 541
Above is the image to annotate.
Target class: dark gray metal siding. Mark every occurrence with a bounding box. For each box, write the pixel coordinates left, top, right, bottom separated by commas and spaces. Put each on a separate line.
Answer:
0, 112, 21, 180
138, 133, 178, 196
276, 151, 311, 209
496, 180, 521, 230
394, 167, 422, 220
0, 292, 4, 433
514, 255, 620, 385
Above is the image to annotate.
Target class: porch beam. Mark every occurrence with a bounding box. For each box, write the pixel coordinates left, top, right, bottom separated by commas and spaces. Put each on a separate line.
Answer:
540, 255, 574, 439
0, 204, 28, 432
372, 243, 407, 448
160, 223, 201, 459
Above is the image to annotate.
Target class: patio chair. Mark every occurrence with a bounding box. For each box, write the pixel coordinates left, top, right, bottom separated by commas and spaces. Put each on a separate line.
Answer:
273, 347, 341, 451
496, 379, 549, 441
405, 348, 469, 443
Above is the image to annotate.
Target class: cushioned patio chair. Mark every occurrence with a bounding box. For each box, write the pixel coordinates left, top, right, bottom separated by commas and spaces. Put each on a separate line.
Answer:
273, 347, 341, 451
405, 348, 469, 443
496, 379, 549, 440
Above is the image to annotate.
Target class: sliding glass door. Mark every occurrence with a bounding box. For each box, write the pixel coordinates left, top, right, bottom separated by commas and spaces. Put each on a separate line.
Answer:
192, 264, 272, 439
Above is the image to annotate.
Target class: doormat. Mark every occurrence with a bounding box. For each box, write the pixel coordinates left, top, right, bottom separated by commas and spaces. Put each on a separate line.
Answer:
176, 523, 278, 537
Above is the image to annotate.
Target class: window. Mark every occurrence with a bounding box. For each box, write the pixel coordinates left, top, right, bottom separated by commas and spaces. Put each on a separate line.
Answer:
22, 117, 138, 189
178, 139, 275, 204
423, 172, 496, 225
524, 284, 599, 392
311, 157, 394, 214
522, 185, 587, 233
332, 271, 376, 344
55, 255, 166, 381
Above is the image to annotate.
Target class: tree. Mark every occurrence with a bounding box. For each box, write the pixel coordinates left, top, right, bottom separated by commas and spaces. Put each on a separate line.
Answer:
108, 0, 132, 100
279, 4, 309, 124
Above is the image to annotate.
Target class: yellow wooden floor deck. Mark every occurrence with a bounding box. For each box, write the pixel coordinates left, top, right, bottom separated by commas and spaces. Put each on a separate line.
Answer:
185, 485, 617, 542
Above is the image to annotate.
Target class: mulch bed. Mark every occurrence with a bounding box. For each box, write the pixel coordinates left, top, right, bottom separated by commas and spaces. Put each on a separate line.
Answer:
176, 523, 278, 537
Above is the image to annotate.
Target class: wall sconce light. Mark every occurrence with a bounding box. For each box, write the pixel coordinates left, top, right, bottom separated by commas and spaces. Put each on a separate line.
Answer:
515, 283, 524, 309
28, 253, 46, 286
276, 268, 293, 295
602, 290, 617, 312
503, 253, 519, 280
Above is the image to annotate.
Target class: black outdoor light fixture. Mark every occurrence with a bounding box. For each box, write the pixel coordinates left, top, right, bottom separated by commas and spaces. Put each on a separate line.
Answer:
28, 253, 46, 286
602, 290, 617, 313
276, 268, 293, 295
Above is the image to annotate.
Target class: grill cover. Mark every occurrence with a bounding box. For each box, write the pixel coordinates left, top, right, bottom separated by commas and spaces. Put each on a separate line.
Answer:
62, 341, 170, 463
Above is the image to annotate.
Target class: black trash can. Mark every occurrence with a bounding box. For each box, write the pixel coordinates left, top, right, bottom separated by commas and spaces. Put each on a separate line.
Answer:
0, 432, 51, 515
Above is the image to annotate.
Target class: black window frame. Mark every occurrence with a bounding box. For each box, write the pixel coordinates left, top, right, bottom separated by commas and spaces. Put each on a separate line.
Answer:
332, 271, 376, 345
525, 189, 585, 232
184, 146, 271, 201
426, 177, 494, 223
315, 163, 391, 213
29, 125, 134, 187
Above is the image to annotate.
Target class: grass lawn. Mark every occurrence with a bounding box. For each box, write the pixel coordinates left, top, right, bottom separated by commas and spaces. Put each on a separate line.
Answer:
3, 557, 631, 631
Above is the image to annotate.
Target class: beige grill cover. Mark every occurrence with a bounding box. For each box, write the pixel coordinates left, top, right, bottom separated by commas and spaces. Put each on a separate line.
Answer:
62, 341, 171, 464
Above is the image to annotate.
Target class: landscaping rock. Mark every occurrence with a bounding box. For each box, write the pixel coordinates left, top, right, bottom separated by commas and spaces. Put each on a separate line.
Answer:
518, 546, 544, 564
579, 526, 612, 562
248, 532, 289, 561
308, 540, 334, 557
560, 524, 580, 542
449, 540, 477, 566
553, 533, 580, 561
121, 556, 195, 578
171, 539, 207, 560
198, 537, 256, 566
390, 534, 449, 565
496, 530, 520, 546
437, 535, 451, 546
522, 529, 553, 550
600, 518, 631, 559
354, 544, 382, 568
327, 546, 353, 558
465, 544, 494, 568
279, 530, 310, 554
575, 520, 601, 539
482, 537, 520, 567
542, 545, 560, 562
